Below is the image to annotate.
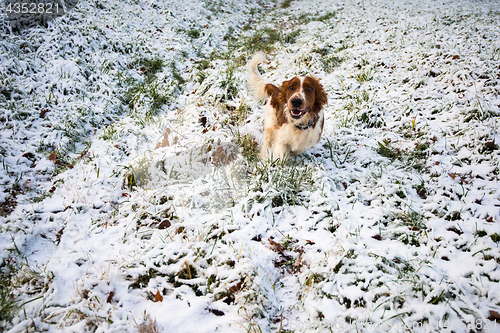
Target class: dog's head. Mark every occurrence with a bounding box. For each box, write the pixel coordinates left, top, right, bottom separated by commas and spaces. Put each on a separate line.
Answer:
278, 76, 327, 126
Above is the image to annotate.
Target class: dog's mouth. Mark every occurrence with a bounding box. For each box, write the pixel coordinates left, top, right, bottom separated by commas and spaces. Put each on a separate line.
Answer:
290, 107, 309, 119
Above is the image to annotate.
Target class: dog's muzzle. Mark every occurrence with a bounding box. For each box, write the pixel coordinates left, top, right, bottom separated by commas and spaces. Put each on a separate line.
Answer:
290, 107, 309, 119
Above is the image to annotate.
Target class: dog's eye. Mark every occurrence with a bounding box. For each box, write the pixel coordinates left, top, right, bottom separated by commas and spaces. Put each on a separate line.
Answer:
306, 87, 314, 92
288, 85, 295, 90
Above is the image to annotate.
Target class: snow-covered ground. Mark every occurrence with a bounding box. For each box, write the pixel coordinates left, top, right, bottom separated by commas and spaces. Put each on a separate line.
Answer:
1, 0, 500, 332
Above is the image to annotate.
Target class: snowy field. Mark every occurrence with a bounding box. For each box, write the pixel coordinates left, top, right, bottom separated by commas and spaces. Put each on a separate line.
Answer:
1, 0, 500, 332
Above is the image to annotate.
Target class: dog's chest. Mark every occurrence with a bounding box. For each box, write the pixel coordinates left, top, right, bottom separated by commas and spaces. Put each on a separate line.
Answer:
280, 113, 323, 154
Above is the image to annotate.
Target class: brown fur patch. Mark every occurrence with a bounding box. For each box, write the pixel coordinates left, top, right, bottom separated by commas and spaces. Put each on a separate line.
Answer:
265, 83, 281, 110
310, 76, 328, 114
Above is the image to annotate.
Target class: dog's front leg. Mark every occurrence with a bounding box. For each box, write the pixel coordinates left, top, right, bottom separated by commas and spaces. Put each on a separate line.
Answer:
260, 125, 276, 159
260, 146, 270, 159
271, 139, 289, 160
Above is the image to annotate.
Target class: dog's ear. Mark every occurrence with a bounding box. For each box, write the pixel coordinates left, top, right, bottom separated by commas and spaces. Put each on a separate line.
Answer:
278, 80, 291, 104
264, 83, 278, 97
264, 83, 281, 109
311, 77, 327, 111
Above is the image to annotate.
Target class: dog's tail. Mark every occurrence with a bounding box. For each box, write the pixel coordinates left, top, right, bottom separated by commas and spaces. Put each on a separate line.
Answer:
247, 52, 275, 99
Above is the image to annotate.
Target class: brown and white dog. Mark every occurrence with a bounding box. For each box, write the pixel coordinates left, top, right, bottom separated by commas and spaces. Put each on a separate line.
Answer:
247, 52, 328, 159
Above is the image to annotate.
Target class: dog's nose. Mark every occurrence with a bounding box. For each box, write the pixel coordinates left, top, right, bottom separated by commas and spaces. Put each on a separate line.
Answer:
291, 98, 303, 108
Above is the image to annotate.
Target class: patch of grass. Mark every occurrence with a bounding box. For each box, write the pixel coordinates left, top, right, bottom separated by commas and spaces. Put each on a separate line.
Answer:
130, 268, 167, 289
44, 146, 79, 176
194, 58, 211, 72
170, 262, 198, 287
268, 236, 304, 273
354, 68, 374, 83
250, 156, 315, 207
312, 45, 333, 56
122, 55, 181, 118
317, 11, 337, 22
491, 233, 500, 243
123, 75, 171, 116
396, 211, 427, 231
414, 80, 426, 89
406, 141, 431, 172
350, 90, 370, 104
218, 64, 238, 102
123, 157, 152, 191
408, 141, 430, 160
413, 181, 428, 199
322, 56, 344, 72
187, 28, 201, 39
359, 106, 385, 128
0, 192, 17, 217
376, 139, 401, 159
0, 252, 51, 330
284, 30, 301, 44
131, 56, 165, 76
305, 273, 325, 286
170, 62, 186, 86
235, 132, 259, 162
339, 89, 371, 121
335, 40, 352, 53
100, 124, 120, 141
238, 27, 301, 53
281, 0, 293, 8
296, 11, 338, 24
475, 230, 487, 237
323, 138, 355, 167
0, 262, 18, 328
195, 70, 208, 84
375, 139, 431, 172
222, 103, 251, 126
223, 26, 235, 41
312, 45, 344, 72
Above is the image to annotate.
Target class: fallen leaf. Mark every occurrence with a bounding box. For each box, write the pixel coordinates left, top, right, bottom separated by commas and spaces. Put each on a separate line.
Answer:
39, 108, 50, 118
207, 308, 224, 316
228, 280, 242, 293
268, 238, 286, 254
106, 291, 115, 303
158, 220, 171, 229
150, 289, 163, 302
48, 151, 58, 162
488, 310, 500, 321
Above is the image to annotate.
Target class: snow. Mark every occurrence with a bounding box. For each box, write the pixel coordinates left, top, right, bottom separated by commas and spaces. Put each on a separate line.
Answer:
1, 0, 500, 332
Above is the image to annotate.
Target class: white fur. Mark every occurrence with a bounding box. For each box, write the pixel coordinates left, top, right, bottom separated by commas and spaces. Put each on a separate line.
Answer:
291, 76, 306, 102
247, 52, 270, 99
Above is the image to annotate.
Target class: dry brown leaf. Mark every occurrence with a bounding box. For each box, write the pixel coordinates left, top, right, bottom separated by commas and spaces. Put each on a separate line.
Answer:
228, 280, 242, 293
158, 220, 171, 229
150, 289, 163, 302
268, 238, 286, 254
106, 290, 115, 303
48, 151, 58, 162
488, 310, 500, 321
